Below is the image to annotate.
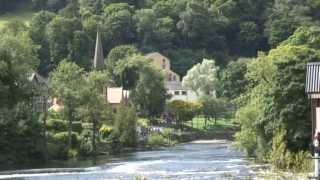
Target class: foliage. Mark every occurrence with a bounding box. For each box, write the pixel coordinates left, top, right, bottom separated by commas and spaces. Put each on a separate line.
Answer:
200, 96, 229, 127
182, 59, 219, 96
234, 26, 320, 168
115, 55, 167, 118
47, 119, 67, 132
111, 105, 137, 148
167, 100, 201, 128
270, 129, 312, 172
137, 118, 149, 128
218, 59, 250, 100
99, 124, 113, 140
52, 132, 79, 147
146, 133, 167, 149
50, 60, 85, 151
0, 103, 44, 165
0, 27, 43, 165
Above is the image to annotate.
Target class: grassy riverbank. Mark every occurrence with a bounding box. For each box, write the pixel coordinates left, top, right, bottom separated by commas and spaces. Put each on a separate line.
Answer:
184, 117, 239, 140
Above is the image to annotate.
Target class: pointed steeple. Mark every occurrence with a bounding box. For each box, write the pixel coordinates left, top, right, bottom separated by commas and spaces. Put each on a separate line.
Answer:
93, 29, 104, 70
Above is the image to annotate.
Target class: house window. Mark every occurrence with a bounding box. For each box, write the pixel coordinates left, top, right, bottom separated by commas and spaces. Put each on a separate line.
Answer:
174, 91, 180, 95
182, 91, 187, 95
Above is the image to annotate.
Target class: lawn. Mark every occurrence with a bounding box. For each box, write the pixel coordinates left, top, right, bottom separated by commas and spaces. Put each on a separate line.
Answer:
0, 10, 35, 28
186, 117, 237, 131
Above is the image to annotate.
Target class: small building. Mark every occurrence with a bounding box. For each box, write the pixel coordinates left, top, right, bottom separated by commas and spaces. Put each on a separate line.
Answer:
306, 62, 320, 139
28, 72, 49, 113
105, 87, 130, 111
146, 52, 181, 82
166, 81, 198, 102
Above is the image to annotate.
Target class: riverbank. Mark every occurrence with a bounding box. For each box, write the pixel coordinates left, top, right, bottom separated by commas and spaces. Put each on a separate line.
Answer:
0, 139, 256, 180
0, 139, 312, 180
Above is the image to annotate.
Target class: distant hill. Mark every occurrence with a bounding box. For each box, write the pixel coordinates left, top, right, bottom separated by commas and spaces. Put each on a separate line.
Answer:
0, 0, 35, 28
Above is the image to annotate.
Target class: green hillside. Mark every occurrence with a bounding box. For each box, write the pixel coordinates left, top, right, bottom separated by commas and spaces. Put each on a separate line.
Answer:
0, 10, 35, 28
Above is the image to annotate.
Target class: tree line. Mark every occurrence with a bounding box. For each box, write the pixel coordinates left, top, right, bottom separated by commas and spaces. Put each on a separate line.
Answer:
2, 0, 320, 78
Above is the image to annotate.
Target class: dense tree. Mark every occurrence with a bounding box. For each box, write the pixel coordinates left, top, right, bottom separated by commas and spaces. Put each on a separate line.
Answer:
46, 16, 83, 69
29, 11, 56, 76
264, 0, 314, 47
50, 60, 85, 152
235, 26, 320, 166
111, 104, 137, 148
182, 59, 219, 96
218, 58, 250, 100
177, 0, 226, 50
115, 55, 166, 118
0, 31, 39, 108
134, 9, 175, 51
131, 60, 166, 118
107, 44, 139, 68
201, 96, 228, 127
0, 27, 43, 165
102, 3, 135, 50
79, 70, 110, 155
167, 100, 201, 129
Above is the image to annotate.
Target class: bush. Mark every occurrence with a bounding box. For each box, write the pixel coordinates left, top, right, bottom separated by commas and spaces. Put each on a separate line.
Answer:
52, 132, 79, 147
270, 129, 312, 172
147, 134, 167, 149
111, 105, 137, 147
137, 118, 149, 128
72, 121, 82, 133
68, 149, 79, 159
47, 119, 67, 131
99, 124, 113, 140
79, 129, 93, 156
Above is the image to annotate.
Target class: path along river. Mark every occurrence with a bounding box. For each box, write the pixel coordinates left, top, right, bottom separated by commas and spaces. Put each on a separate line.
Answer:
0, 140, 267, 180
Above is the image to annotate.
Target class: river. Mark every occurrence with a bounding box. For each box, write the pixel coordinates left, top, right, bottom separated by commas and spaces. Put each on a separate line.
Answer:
0, 140, 266, 180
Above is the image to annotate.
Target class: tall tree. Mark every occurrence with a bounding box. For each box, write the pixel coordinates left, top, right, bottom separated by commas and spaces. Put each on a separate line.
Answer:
265, 0, 313, 47
29, 11, 56, 76
103, 3, 135, 50
46, 16, 82, 69
79, 70, 110, 155
182, 59, 219, 96
50, 60, 85, 152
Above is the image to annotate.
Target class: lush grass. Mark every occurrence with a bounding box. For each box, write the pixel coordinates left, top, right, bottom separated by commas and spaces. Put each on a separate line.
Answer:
184, 117, 239, 140
0, 10, 35, 28
185, 117, 237, 131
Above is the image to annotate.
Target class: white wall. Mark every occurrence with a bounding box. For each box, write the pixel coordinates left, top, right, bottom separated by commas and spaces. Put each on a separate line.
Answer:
168, 89, 198, 102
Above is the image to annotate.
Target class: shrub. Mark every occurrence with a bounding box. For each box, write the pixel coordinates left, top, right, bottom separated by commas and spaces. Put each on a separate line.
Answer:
48, 132, 80, 159
270, 129, 312, 172
68, 149, 79, 159
112, 105, 137, 147
147, 134, 167, 149
99, 124, 113, 140
72, 121, 82, 133
161, 128, 176, 146
47, 119, 67, 131
79, 129, 93, 155
53, 132, 79, 147
137, 118, 149, 128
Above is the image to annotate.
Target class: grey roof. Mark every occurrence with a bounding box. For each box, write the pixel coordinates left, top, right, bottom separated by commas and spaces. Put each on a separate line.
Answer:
28, 72, 48, 86
306, 62, 320, 94
93, 30, 104, 70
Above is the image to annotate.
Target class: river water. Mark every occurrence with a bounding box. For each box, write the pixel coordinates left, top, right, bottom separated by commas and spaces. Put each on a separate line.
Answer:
0, 140, 265, 180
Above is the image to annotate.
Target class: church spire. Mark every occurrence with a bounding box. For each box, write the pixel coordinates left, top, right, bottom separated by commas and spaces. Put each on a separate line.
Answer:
93, 29, 104, 70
